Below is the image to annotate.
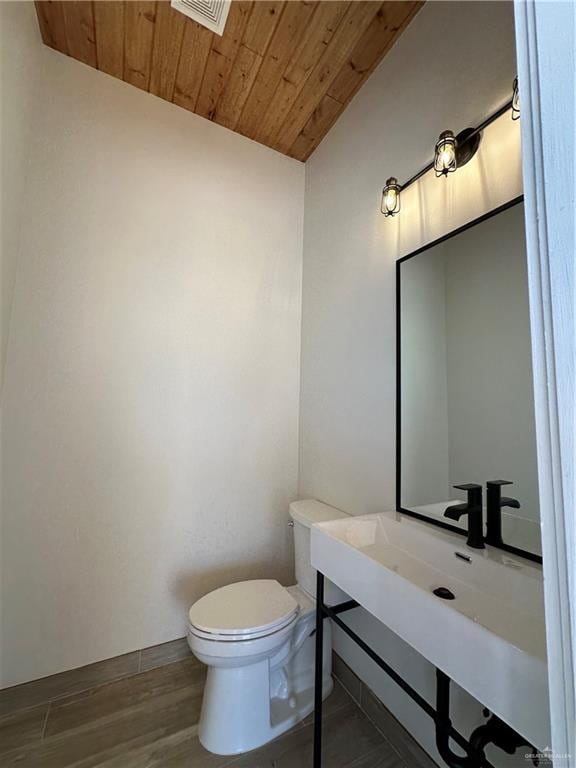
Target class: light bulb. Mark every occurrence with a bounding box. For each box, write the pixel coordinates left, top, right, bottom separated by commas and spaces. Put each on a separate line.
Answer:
438, 144, 455, 169
384, 186, 398, 212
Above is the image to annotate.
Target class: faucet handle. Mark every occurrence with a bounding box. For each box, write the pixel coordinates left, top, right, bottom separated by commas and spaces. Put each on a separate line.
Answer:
487, 480, 520, 510
451, 484, 483, 511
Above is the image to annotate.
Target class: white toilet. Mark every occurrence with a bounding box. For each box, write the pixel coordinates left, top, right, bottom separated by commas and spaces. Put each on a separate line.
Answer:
187, 499, 350, 756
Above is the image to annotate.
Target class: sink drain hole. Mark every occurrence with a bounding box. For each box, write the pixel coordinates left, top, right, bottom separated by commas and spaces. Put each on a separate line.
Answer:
433, 586, 455, 600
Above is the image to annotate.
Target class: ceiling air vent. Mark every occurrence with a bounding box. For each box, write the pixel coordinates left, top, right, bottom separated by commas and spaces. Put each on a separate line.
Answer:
170, 0, 231, 36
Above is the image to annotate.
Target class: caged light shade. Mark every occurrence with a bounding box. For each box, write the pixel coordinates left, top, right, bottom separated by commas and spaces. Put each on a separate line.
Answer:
381, 177, 401, 217
434, 130, 458, 177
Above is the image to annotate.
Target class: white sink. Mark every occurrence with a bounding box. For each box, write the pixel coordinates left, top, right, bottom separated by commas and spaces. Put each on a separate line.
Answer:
311, 510, 549, 749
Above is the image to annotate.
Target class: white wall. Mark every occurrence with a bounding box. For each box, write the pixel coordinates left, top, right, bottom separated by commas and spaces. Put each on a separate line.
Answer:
0, 0, 45, 688
0, 2, 42, 391
300, 0, 533, 762
1, 5, 304, 688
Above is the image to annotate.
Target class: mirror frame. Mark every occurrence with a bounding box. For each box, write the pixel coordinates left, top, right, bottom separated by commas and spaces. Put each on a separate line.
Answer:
395, 195, 542, 564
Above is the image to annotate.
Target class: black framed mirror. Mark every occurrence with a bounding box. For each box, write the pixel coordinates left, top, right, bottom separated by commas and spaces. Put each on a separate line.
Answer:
396, 196, 542, 563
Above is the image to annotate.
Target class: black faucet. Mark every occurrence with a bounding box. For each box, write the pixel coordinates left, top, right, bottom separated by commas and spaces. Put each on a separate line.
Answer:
486, 480, 520, 547
444, 484, 485, 549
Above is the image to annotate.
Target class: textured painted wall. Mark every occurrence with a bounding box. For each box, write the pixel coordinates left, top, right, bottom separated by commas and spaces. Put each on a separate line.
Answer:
1, 19, 304, 687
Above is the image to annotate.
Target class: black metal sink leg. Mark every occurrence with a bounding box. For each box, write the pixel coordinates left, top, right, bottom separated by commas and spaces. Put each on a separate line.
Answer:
313, 571, 325, 768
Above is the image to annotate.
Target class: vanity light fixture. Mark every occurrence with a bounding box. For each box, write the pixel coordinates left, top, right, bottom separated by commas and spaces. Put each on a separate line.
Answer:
381, 177, 401, 216
434, 131, 458, 177
381, 93, 517, 217
512, 76, 520, 120
434, 128, 481, 178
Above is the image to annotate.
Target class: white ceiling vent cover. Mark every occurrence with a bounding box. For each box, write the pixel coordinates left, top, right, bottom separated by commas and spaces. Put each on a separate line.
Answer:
171, 0, 231, 36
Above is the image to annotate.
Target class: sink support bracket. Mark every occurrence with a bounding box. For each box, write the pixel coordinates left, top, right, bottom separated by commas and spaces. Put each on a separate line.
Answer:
313, 570, 499, 768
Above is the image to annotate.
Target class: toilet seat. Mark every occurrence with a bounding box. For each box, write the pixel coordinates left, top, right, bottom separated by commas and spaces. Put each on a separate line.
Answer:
188, 580, 299, 641
189, 613, 298, 643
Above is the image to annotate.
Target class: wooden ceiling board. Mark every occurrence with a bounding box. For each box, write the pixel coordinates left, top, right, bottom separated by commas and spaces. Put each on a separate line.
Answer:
93, 1, 124, 79
234, 1, 318, 140
35, 1, 69, 54
62, 1, 97, 67
213, 43, 262, 129
289, 93, 342, 162
149, 0, 186, 100
273, 1, 380, 153
326, 0, 422, 105
35, 0, 423, 162
124, 1, 156, 91
172, 19, 213, 112
241, 0, 284, 56
252, 1, 350, 146
211, 1, 285, 129
195, 1, 252, 120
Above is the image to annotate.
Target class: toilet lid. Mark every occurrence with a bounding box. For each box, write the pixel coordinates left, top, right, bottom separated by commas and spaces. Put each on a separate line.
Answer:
188, 580, 299, 638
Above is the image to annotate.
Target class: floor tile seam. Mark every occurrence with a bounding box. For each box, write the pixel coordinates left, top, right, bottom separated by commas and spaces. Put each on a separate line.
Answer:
41, 701, 51, 741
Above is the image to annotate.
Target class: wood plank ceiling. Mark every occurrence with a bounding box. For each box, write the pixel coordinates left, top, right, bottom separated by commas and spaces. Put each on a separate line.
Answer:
34, 0, 422, 162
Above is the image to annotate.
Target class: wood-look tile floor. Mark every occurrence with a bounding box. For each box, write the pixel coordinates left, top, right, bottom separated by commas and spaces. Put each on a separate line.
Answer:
0, 656, 407, 767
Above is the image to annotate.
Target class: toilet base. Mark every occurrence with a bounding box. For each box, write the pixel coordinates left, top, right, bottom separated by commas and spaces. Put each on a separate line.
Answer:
198, 622, 333, 755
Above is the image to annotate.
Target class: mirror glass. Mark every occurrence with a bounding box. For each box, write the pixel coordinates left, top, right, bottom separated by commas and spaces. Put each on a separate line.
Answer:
398, 200, 541, 557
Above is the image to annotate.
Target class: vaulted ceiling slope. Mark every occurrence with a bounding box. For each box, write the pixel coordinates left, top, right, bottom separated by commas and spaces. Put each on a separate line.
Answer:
34, 0, 422, 162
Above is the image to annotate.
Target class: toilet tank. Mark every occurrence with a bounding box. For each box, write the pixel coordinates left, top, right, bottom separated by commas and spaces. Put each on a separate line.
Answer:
289, 500, 351, 599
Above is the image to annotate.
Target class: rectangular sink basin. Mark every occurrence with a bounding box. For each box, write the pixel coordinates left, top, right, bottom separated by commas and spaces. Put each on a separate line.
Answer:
311, 510, 549, 749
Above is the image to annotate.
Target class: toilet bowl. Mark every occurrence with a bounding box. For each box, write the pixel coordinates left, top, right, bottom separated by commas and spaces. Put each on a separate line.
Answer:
187, 499, 350, 756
